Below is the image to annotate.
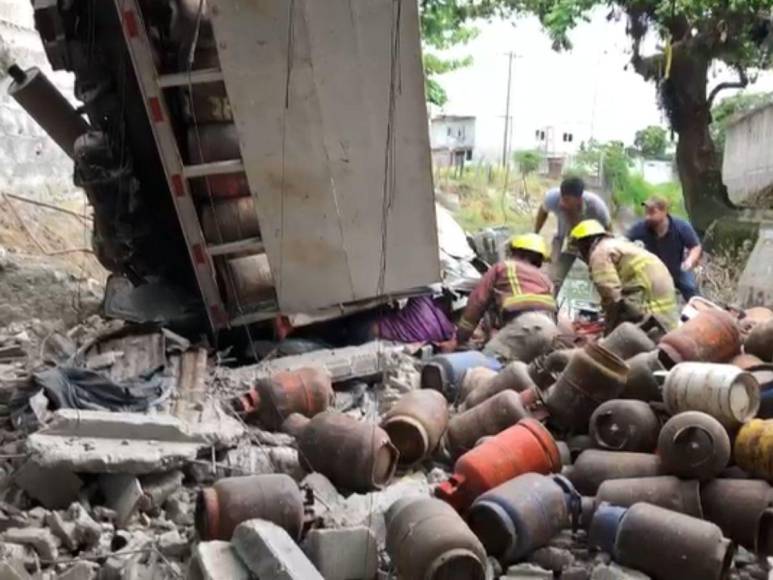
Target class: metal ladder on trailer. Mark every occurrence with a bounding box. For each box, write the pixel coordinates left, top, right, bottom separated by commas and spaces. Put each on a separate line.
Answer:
113, 0, 277, 332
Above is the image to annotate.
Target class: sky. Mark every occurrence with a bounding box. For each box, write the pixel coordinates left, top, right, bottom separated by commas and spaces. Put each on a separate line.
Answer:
432, 9, 773, 163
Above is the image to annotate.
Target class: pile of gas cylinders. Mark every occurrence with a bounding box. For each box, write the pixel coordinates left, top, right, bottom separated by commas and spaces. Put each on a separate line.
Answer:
198, 302, 773, 580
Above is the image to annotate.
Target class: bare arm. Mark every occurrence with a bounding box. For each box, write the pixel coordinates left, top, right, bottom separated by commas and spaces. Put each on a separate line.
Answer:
682, 245, 703, 271
534, 206, 549, 234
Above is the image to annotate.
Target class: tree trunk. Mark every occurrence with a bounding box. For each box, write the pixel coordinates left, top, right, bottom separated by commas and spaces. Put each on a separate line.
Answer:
665, 47, 737, 234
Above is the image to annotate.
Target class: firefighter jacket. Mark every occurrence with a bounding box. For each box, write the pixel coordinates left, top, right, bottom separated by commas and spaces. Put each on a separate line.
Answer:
458, 259, 556, 341
588, 237, 680, 331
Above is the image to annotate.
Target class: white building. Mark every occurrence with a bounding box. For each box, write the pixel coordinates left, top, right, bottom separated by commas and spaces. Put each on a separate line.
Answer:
430, 115, 476, 168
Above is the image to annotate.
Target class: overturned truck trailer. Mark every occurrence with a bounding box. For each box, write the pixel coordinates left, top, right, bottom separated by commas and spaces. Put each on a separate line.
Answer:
15, 0, 440, 333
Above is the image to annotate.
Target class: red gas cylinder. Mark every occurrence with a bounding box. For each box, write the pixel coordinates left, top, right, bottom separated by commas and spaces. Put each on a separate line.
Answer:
435, 418, 561, 512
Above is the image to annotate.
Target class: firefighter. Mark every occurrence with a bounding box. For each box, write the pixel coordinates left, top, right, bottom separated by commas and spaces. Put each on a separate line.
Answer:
457, 233, 558, 362
569, 219, 680, 332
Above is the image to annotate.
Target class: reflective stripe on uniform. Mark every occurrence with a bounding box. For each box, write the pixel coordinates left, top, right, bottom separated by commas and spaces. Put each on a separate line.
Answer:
458, 318, 476, 331
506, 261, 522, 296
503, 294, 557, 309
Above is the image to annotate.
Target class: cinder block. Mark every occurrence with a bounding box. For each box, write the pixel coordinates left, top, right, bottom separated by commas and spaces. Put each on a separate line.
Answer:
187, 541, 250, 580
232, 519, 324, 580
304, 526, 377, 580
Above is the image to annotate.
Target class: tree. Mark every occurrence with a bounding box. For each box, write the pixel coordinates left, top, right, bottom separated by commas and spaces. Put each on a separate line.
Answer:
514, 149, 542, 176
488, 0, 772, 233
634, 125, 668, 159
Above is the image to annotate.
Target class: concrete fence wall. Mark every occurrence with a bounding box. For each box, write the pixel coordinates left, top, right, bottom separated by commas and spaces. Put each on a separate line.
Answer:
0, 0, 80, 201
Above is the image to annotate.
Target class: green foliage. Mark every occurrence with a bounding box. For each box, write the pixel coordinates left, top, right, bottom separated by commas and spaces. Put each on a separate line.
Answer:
710, 91, 773, 154
634, 126, 668, 159
513, 150, 543, 176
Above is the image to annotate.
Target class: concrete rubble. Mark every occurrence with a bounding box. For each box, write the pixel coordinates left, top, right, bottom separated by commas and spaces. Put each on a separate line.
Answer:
1, 303, 773, 580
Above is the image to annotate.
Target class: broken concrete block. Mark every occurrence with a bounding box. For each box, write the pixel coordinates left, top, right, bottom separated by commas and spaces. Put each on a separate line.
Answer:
3, 526, 59, 562
232, 519, 324, 580
138, 471, 183, 512
590, 564, 652, 580
157, 529, 189, 559
301, 472, 342, 511
68, 504, 101, 549
0, 561, 32, 580
504, 563, 554, 579
188, 541, 250, 580
56, 562, 98, 580
26, 410, 208, 474
46, 511, 78, 551
13, 461, 82, 509
303, 527, 377, 580
99, 474, 143, 528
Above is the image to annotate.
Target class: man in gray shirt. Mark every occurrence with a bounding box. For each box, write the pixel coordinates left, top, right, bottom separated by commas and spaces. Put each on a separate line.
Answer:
534, 176, 612, 293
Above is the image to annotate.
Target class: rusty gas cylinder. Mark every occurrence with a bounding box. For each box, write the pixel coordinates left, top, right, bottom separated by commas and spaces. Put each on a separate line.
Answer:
663, 363, 760, 429
445, 390, 530, 457
436, 418, 561, 512
735, 420, 773, 482
600, 503, 734, 580
187, 124, 250, 199
381, 390, 449, 466
283, 412, 399, 492
658, 309, 741, 367
658, 411, 731, 481
196, 474, 304, 541
599, 322, 656, 360
200, 197, 261, 245
421, 352, 502, 402
545, 343, 629, 432
701, 478, 773, 554
462, 361, 537, 410
458, 367, 498, 405
594, 476, 703, 518
745, 318, 773, 363
566, 449, 662, 496
467, 473, 576, 563
588, 400, 659, 453
620, 350, 664, 402
385, 497, 487, 580
233, 367, 334, 430
528, 349, 576, 390
221, 254, 275, 307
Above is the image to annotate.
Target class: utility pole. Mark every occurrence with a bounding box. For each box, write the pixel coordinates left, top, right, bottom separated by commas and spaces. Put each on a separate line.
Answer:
501, 51, 515, 168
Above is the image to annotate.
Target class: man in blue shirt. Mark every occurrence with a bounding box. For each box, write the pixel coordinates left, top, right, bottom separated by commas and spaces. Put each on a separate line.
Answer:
626, 196, 702, 301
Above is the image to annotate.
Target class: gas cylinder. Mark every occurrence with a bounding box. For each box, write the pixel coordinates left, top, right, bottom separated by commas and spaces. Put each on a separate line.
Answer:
445, 390, 530, 457
594, 476, 703, 518
528, 349, 575, 390
200, 197, 261, 245
381, 390, 449, 466
735, 419, 773, 482
196, 474, 305, 541
588, 400, 659, 452
658, 309, 741, 367
591, 503, 734, 580
467, 473, 576, 563
662, 363, 760, 429
385, 497, 487, 580
599, 322, 656, 360
221, 254, 275, 307
421, 352, 502, 402
187, 124, 250, 199
283, 412, 398, 492
745, 318, 773, 362
232, 367, 334, 430
436, 418, 561, 512
566, 449, 662, 495
620, 350, 664, 402
462, 361, 536, 410
545, 343, 629, 432
658, 411, 731, 481
458, 367, 498, 405
732, 353, 766, 370
701, 478, 773, 554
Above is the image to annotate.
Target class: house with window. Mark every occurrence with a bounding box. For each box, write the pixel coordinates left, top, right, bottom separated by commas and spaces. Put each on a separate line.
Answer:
430, 115, 476, 170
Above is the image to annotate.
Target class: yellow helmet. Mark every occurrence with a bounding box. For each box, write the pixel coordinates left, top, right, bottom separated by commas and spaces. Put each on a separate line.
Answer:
510, 233, 550, 260
570, 219, 607, 241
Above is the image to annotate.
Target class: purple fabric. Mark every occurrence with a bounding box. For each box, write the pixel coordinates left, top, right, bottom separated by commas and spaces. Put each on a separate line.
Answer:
377, 296, 455, 343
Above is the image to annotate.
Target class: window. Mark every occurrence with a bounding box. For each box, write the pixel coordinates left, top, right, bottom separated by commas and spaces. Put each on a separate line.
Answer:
447, 127, 452, 136
466, 149, 473, 161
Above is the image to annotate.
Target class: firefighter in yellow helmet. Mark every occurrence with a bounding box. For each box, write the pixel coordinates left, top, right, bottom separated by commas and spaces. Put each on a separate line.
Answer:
570, 219, 680, 332
457, 233, 558, 362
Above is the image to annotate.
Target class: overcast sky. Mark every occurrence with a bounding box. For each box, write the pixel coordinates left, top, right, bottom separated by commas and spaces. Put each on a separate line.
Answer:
432, 9, 773, 162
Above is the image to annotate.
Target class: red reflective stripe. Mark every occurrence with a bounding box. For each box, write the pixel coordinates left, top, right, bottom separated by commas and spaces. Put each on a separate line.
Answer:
123, 9, 139, 38
149, 97, 164, 123
171, 174, 185, 197
192, 243, 206, 265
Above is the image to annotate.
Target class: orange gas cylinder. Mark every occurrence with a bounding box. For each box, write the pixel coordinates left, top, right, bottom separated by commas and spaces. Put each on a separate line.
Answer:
435, 418, 561, 512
